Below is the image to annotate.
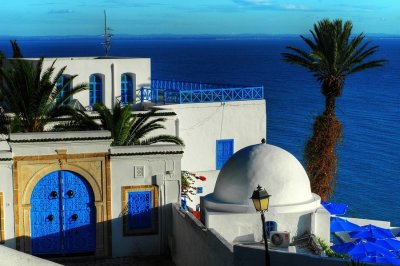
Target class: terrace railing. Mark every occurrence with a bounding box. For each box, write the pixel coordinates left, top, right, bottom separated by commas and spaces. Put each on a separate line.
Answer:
140, 80, 264, 104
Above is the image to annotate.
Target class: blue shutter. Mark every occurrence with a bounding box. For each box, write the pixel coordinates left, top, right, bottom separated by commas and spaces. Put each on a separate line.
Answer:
216, 139, 234, 170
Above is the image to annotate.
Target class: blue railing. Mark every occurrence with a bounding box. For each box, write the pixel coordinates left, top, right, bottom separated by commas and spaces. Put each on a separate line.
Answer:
140, 80, 264, 104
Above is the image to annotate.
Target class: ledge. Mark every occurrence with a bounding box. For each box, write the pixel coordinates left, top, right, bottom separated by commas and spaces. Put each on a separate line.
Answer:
9, 131, 112, 143
110, 144, 184, 157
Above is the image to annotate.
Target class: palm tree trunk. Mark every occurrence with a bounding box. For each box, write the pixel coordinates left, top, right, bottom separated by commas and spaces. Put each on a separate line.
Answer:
324, 95, 336, 116
304, 114, 342, 200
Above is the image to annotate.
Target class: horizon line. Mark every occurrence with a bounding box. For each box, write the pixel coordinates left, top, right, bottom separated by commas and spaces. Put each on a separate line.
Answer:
1, 33, 400, 39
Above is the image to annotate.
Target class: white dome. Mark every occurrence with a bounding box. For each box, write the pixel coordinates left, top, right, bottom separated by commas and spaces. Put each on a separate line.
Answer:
213, 143, 314, 208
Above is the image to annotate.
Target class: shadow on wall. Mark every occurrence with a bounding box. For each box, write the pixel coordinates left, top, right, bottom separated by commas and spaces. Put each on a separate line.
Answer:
296, 214, 312, 236
3, 205, 171, 259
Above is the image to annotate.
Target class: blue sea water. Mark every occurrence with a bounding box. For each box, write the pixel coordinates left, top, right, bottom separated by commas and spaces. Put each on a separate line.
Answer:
1, 36, 399, 225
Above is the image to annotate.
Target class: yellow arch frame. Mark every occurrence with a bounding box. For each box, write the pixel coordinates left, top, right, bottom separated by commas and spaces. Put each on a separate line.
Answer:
13, 153, 111, 257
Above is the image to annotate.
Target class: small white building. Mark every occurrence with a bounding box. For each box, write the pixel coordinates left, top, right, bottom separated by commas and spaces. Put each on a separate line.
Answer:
0, 131, 182, 257
201, 143, 330, 244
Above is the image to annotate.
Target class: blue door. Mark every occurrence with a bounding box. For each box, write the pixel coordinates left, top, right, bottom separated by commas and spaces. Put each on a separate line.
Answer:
30, 171, 96, 255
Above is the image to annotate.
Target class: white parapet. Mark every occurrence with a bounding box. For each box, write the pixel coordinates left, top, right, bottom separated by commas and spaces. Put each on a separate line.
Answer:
0, 244, 61, 266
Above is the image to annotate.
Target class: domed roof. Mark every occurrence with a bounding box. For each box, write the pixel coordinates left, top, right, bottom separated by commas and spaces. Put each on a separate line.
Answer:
213, 143, 314, 207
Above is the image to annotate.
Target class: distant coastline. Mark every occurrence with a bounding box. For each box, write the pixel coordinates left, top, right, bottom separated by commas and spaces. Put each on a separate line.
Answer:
1, 33, 400, 41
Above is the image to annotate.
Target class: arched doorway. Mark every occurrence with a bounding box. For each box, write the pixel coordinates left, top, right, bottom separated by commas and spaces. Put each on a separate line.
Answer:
30, 170, 96, 255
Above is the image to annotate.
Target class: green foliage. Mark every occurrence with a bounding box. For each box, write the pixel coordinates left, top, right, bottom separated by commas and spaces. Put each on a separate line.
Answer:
282, 19, 385, 200
0, 41, 88, 133
318, 238, 349, 259
10, 40, 23, 58
93, 103, 184, 146
282, 19, 385, 106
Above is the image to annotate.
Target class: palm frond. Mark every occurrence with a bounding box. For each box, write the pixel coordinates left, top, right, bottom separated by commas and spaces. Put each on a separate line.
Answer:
137, 134, 184, 146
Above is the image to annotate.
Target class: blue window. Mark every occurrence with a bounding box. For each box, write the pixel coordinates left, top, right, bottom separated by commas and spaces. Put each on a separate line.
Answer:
216, 139, 234, 170
122, 186, 158, 236
197, 187, 203, 194
127, 191, 152, 230
56, 75, 71, 104
265, 221, 277, 238
121, 73, 134, 104
89, 74, 103, 106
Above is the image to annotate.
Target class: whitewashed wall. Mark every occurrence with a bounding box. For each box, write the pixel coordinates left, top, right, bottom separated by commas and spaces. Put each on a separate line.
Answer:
0, 139, 14, 247
171, 204, 234, 266
170, 100, 266, 172
171, 203, 350, 266
25, 57, 151, 108
0, 245, 61, 266
203, 211, 315, 244
110, 145, 182, 257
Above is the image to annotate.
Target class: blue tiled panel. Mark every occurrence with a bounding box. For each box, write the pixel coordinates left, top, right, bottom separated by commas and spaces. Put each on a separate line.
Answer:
128, 191, 152, 230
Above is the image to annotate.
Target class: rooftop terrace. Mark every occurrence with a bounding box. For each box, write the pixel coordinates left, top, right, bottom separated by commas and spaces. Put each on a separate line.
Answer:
140, 80, 264, 105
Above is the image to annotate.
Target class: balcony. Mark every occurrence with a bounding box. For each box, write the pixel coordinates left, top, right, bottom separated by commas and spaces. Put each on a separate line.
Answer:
140, 80, 264, 105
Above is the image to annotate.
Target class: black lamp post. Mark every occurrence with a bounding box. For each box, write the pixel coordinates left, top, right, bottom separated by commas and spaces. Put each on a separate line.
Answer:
251, 185, 271, 266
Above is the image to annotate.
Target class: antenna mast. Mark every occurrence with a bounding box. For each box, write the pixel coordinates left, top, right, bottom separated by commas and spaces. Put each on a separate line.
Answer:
102, 10, 113, 56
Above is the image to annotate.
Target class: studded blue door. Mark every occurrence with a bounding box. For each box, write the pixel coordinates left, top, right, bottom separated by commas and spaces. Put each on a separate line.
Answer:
30, 171, 96, 255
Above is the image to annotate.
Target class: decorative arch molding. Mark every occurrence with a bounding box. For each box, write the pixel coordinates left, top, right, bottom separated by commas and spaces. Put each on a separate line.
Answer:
13, 152, 111, 257
22, 163, 102, 205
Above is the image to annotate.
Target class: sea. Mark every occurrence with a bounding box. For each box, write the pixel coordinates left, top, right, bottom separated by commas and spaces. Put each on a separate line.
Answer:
1, 36, 399, 225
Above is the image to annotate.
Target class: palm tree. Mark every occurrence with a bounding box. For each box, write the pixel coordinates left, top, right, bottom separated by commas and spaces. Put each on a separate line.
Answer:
282, 19, 385, 200
93, 103, 184, 146
0, 57, 88, 132
10, 40, 23, 58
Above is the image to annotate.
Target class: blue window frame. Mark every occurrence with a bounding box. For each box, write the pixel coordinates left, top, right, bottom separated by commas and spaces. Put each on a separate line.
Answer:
122, 186, 158, 235
265, 221, 277, 238
89, 74, 102, 106
121, 73, 134, 104
56, 75, 71, 104
216, 139, 234, 170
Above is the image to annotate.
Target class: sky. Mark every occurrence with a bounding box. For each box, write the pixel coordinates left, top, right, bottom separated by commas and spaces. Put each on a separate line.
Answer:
1, 0, 399, 36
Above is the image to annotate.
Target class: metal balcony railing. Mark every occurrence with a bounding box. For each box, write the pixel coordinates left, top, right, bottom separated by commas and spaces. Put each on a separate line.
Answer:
140, 80, 264, 104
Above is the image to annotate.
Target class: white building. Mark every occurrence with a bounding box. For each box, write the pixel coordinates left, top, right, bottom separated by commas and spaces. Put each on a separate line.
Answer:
26, 57, 266, 209
0, 131, 182, 257
201, 143, 330, 244
0, 57, 266, 258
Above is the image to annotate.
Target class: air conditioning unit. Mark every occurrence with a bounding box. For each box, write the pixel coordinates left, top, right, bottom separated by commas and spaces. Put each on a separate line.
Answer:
270, 231, 290, 247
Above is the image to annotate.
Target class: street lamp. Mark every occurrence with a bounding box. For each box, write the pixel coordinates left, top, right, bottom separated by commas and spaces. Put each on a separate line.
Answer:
251, 185, 271, 266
